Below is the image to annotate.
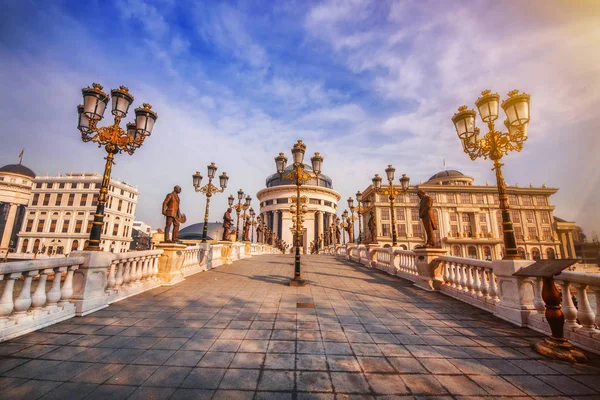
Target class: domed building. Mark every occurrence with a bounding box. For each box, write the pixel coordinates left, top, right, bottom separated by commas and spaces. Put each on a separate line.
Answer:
257, 164, 340, 254
361, 168, 565, 261
0, 163, 36, 252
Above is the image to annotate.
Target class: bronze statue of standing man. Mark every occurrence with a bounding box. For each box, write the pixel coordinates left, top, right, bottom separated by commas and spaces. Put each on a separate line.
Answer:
418, 189, 438, 247
163, 185, 185, 243
222, 208, 233, 241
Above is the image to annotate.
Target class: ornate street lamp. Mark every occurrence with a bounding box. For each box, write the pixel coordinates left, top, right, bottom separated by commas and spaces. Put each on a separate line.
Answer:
340, 210, 349, 245
346, 198, 359, 244
78, 83, 157, 251
232, 190, 251, 241
372, 166, 410, 246
275, 140, 323, 286
192, 163, 229, 243
452, 89, 530, 260
353, 191, 371, 245
249, 208, 257, 243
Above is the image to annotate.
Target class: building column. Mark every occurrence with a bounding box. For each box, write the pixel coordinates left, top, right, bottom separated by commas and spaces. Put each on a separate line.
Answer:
318, 211, 324, 239
314, 211, 319, 241
273, 210, 279, 240
0, 203, 18, 250
567, 232, 576, 259
560, 232, 568, 258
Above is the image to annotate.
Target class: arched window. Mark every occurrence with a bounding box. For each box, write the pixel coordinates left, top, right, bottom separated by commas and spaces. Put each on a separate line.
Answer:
546, 248, 556, 259
452, 245, 461, 257
56, 246, 64, 255
399, 244, 407, 250
467, 246, 477, 259
84, 240, 90, 249
21, 239, 29, 253
532, 248, 541, 261
517, 247, 526, 259
483, 246, 492, 261
71, 240, 79, 252
33, 239, 40, 253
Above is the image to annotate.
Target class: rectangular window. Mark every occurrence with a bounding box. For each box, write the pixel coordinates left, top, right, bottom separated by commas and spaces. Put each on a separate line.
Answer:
476, 193, 485, 204
43, 194, 50, 206
536, 195, 547, 206
451, 225, 459, 237
525, 210, 535, 223
449, 213, 458, 222
35, 182, 42, 189
497, 212, 504, 234
460, 193, 471, 204
26, 219, 34, 232
32, 193, 40, 206
528, 226, 538, 239
62, 220, 69, 233
381, 208, 390, 220
68, 194, 75, 206
378, 194, 388, 202
59, 182, 65, 189
412, 223, 423, 238
462, 225, 472, 237
479, 213, 487, 223
92, 194, 99, 206
522, 195, 533, 206
120, 189, 125, 195
75, 220, 83, 233
80, 194, 88, 207
493, 194, 500, 204
83, 183, 90, 189
508, 194, 518, 205
37, 219, 45, 232
50, 219, 57, 232
446, 193, 456, 203
55, 193, 63, 206
113, 224, 119, 236
541, 212, 550, 224
381, 223, 390, 236
323, 201, 332, 207
411, 208, 419, 221
46, 182, 53, 189
512, 211, 521, 223
409, 193, 419, 204
309, 199, 320, 205
515, 226, 524, 240
87, 220, 93, 233
395, 208, 405, 221
397, 224, 406, 237
481, 225, 489, 236
461, 213, 471, 223
543, 227, 552, 240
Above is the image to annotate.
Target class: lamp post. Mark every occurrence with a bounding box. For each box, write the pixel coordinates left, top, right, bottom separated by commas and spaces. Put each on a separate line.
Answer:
351, 191, 371, 245
340, 210, 349, 245
249, 208, 256, 243
192, 163, 229, 243
346, 201, 358, 244
452, 89, 530, 260
275, 140, 323, 286
372, 167, 410, 246
232, 190, 251, 242
78, 83, 157, 251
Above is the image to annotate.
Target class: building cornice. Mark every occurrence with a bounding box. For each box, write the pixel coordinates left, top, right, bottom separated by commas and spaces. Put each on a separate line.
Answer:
257, 185, 341, 201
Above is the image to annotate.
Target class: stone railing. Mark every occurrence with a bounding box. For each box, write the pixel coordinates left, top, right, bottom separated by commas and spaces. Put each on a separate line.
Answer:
0, 242, 277, 342
330, 243, 600, 355
0, 257, 84, 341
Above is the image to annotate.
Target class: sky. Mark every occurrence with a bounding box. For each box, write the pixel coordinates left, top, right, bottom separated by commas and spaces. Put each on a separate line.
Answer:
1, 0, 599, 237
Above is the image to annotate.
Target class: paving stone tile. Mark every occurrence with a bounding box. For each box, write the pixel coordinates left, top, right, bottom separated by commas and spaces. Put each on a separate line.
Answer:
537, 374, 599, 396
41, 334, 84, 345
35, 360, 93, 381
504, 375, 563, 396
257, 370, 295, 391
449, 358, 496, 375
239, 339, 270, 352
164, 350, 205, 367
327, 355, 361, 372
296, 393, 336, 400
2, 379, 62, 399
244, 330, 272, 340
298, 340, 326, 354
218, 368, 260, 390
14, 344, 59, 359
180, 337, 215, 351
255, 391, 294, 400
296, 354, 328, 370
330, 372, 371, 394
435, 375, 488, 396
40, 345, 88, 360
68, 347, 116, 362
387, 357, 428, 373
469, 375, 526, 396
143, 366, 192, 387
94, 336, 135, 348
366, 373, 410, 395
171, 388, 215, 399
70, 362, 124, 384
198, 351, 236, 368
356, 356, 395, 372
298, 330, 321, 341
181, 367, 226, 389
84, 384, 136, 400
350, 343, 383, 356
297, 371, 333, 392
401, 374, 448, 395
377, 344, 411, 357
106, 364, 158, 385
264, 353, 295, 369
405, 345, 443, 358
0, 356, 29, 374
3, 359, 62, 379
324, 342, 353, 355
39, 382, 98, 400
128, 386, 176, 400
509, 359, 561, 375
268, 340, 296, 353
131, 349, 175, 365
213, 390, 255, 400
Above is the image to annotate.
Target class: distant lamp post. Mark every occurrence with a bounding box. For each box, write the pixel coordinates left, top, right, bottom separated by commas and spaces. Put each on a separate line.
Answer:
340, 210, 349, 245
78, 83, 157, 251
275, 140, 323, 286
249, 208, 257, 242
346, 198, 359, 244
192, 163, 229, 243
232, 190, 251, 242
353, 191, 371, 245
372, 166, 410, 246
452, 89, 530, 260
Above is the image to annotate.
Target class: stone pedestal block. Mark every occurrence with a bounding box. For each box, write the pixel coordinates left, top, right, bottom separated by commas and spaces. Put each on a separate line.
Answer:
156, 243, 187, 286
413, 248, 448, 291
70, 251, 114, 316
492, 259, 537, 326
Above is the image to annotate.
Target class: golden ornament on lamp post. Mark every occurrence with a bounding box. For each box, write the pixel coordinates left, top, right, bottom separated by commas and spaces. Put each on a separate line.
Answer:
451, 89, 530, 260
275, 140, 324, 286
349, 191, 371, 245
78, 83, 157, 251
372, 167, 410, 246
192, 163, 229, 243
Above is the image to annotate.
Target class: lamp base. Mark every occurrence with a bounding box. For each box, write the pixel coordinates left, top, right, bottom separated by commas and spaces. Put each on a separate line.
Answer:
289, 278, 307, 287
533, 337, 587, 364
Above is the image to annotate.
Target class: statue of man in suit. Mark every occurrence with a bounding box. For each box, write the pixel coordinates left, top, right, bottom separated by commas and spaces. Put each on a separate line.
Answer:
222, 208, 233, 241
162, 185, 184, 243
418, 189, 438, 247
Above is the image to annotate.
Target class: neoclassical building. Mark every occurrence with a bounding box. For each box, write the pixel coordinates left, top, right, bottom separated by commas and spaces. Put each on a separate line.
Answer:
360, 169, 567, 261
16, 172, 139, 255
257, 165, 340, 253
0, 163, 36, 252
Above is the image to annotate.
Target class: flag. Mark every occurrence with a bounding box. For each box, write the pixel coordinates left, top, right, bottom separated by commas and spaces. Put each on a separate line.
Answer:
18, 149, 24, 164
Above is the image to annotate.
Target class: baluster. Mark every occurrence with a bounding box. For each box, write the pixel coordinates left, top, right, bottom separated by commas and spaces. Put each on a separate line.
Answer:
480, 268, 490, 300
472, 267, 481, 296
115, 261, 124, 288
449, 262, 456, 288
142, 257, 149, 280
593, 286, 600, 330
107, 262, 116, 290
123, 260, 131, 285
14, 271, 36, 314
137, 258, 144, 281
532, 277, 544, 312
0, 273, 21, 318
489, 271, 499, 302
31, 269, 52, 309
46, 267, 64, 307
574, 283, 596, 332
59, 266, 76, 303
454, 264, 462, 290
559, 281, 580, 330
153, 256, 159, 277
462, 265, 470, 292
467, 266, 475, 294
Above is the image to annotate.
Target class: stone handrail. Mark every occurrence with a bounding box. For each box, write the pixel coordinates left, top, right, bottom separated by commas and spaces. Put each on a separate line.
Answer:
0, 257, 84, 341
106, 250, 162, 292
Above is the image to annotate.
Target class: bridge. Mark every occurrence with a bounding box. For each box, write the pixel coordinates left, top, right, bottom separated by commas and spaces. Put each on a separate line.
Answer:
0, 243, 599, 399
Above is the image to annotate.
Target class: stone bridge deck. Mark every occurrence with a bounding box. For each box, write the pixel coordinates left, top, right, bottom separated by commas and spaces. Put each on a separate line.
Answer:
1, 255, 599, 399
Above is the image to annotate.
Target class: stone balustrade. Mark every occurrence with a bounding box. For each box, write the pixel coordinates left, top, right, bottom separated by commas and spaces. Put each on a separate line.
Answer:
0, 242, 277, 342
0, 257, 84, 341
329, 243, 600, 355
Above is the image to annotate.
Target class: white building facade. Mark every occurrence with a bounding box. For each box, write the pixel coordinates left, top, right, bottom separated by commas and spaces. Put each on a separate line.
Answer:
16, 172, 139, 255
257, 165, 340, 253
0, 164, 36, 252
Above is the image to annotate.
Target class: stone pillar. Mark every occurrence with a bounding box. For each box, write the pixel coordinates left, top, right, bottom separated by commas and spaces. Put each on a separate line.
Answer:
560, 232, 568, 258
567, 232, 576, 259
70, 250, 114, 316
0, 203, 18, 250
273, 210, 279, 240
413, 248, 447, 291
155, 243, 187, 285
492, 259, 537, 326
318, 211, 324, 239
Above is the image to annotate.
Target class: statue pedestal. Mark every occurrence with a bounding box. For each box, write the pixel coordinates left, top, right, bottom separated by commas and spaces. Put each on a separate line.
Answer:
156, 243, 187, 286
413, 248, 447, 291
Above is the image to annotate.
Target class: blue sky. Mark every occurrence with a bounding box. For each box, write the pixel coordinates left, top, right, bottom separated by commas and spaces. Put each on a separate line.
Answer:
1, 0, 599, 237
